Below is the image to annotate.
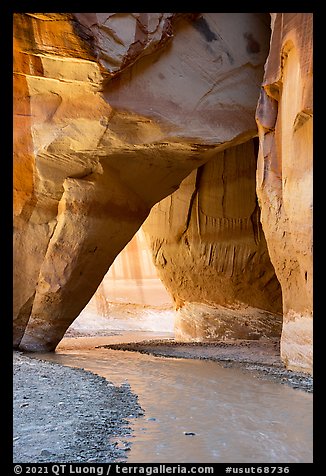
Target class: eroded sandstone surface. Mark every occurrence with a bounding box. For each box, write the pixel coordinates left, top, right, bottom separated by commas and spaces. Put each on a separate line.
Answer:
14, 13, 270, 351
143, 139, 283, 341
13, 12, 313, 374
256, 13, 313, 372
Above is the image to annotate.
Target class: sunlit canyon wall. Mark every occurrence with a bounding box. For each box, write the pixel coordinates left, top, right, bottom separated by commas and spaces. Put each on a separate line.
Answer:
143, 139, 283, 341
255, 14, 313, 372
77, 228, 173, 327
13, 13, 312, 373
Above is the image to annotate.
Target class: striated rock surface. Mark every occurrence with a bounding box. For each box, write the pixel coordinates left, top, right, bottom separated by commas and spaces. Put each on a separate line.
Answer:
13, 13, 270, 351
143, 139, 283, 341
255, 13, 313, 373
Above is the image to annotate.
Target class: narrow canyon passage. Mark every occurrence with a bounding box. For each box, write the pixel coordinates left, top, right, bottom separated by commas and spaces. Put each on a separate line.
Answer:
32, 339, 313, 463
13, 12, 275, 354
13, 11, 313, 468
13, 12, 312, 373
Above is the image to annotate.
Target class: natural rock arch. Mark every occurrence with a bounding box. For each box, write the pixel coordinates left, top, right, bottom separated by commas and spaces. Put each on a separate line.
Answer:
13, 13, 313, 374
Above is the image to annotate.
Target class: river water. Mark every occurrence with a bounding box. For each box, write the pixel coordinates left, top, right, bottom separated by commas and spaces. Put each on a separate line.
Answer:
34, 333, 313, 464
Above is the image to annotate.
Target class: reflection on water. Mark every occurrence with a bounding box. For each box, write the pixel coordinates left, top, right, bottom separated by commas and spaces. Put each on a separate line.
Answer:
33, 334, 313, 463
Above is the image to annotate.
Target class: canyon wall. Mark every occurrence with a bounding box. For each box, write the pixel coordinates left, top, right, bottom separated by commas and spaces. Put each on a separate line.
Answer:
71, 227, 174, 336
81, 227, 173, 317
13, 13, 313, 373
14, 13, 270, 351
143, 139, 283, 341
256, 13, 313, 372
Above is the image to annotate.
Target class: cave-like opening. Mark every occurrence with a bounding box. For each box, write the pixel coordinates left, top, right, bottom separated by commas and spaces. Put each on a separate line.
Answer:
65, 136, 283, 352
64, 226, 175, 338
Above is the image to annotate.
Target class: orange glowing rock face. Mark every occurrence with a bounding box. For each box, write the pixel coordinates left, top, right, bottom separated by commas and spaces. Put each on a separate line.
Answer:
143, 139, 283, 342
13, 13, 313, 374
256, 13, 313, 373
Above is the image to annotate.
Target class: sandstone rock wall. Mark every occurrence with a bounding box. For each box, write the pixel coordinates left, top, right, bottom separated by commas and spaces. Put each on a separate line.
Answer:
143, 139, 283, 341
256, 13, 313, 372
13, 13, 313, 374
81, 227, 173, 318
13, 13, 270, 351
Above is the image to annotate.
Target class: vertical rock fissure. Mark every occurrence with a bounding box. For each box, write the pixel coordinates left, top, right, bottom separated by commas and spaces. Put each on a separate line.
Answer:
178, 165, 205, 241
221, 151, 226, 218
250, 200, 261, 245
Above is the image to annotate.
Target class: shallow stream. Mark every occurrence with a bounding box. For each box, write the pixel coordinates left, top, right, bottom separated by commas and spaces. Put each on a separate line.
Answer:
33, 332, 313, 463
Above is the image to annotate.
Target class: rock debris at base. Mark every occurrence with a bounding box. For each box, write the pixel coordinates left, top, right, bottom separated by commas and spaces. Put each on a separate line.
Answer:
13, 352, 143, 463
